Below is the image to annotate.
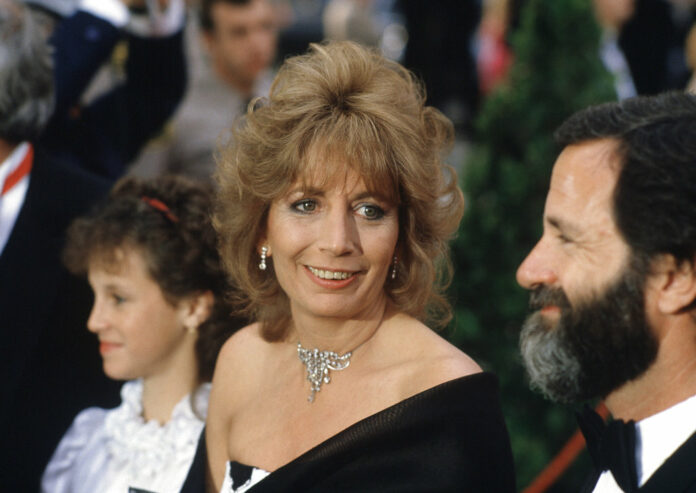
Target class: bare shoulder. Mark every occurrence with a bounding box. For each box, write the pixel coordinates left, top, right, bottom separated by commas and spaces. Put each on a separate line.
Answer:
216, 322, 266, 372
377, 313, 482, 400
207, 323, 268, 489
210, 322, 268, 403
407, 319, 482, 379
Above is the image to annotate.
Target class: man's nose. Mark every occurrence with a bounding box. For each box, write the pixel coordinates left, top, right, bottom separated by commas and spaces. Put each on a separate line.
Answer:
516, 239, 558, 290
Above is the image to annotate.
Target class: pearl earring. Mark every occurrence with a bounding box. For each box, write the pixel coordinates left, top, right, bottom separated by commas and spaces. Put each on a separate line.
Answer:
259, 246, 268, 271
391, 255, 398, 280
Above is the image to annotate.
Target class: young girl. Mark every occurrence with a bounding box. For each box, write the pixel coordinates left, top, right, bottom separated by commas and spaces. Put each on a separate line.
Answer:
41, 176, 240, 493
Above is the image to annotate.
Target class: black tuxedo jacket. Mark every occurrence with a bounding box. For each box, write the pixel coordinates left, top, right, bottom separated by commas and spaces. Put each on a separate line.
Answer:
41, 9, 187, 179
0, 148, 121, 492
581, 430, 696, 492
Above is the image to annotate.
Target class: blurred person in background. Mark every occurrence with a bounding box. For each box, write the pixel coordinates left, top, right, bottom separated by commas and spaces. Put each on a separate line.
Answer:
619, 0, 696, 96
0, 1, 120, 489
398, 0, 481, 139
42, 175, 241, 493
593, 0, 638, 100
517, 92, 696, 492
686, 20, 696, 91
129, 0, 278, 183
476, 0, 513, 95
32, 0, 189, 180
477, 0, 694, 100
594, 0, 696, 99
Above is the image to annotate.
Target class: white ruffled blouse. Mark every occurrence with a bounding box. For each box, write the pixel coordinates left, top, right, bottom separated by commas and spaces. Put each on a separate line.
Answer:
41, 380, 209, 493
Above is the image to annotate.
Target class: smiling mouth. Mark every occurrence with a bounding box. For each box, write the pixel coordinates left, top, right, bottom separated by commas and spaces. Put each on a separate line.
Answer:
99, 341, 121, 354
307, 266, 355, 280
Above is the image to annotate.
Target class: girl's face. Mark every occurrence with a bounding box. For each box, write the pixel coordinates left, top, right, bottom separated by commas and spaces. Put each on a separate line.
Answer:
86, 247, 194, 381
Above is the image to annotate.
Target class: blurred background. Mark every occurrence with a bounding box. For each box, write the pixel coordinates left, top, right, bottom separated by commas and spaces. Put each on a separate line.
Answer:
25, 0, 696, 490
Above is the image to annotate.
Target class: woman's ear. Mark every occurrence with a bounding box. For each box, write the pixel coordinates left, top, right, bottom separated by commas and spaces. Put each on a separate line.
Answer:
180, 290, 215, 334
651, 255, 696, 315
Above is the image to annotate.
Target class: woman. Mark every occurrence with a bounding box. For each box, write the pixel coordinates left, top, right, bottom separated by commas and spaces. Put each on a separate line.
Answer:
197, 41, 515, 492
42, 176, 241, 493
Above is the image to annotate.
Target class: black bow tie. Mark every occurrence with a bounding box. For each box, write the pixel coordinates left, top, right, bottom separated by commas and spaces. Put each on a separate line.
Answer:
577, 405, 638, 492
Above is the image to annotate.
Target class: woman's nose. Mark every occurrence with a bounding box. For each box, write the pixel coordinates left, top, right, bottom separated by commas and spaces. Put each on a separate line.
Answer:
318, 210, 359, 256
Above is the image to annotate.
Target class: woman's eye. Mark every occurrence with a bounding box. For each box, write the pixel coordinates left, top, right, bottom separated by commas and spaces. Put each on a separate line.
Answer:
357, 204, 385, 220
292, 199, 317, 213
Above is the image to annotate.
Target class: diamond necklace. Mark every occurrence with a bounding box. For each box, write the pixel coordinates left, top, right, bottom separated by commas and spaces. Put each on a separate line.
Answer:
297, 343, 352, 403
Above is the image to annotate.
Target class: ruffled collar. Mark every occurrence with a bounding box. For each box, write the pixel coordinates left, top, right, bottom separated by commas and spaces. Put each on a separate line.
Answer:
104, 379, 209, 481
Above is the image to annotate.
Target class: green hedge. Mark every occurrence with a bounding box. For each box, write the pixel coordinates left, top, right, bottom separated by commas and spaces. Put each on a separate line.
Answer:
448, 0, 616, 489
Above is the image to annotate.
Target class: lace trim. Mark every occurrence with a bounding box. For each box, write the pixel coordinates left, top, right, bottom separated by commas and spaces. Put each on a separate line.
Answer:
103, 380, 209, 481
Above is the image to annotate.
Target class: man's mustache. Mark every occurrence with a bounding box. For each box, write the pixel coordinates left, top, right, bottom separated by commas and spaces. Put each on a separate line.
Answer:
528, 286, 571, 311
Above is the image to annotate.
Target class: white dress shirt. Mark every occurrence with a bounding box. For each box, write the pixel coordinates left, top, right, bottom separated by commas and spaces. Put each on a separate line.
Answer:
0, 142, 32, 256
599, 30, 638, 101
593, 393, 696, 492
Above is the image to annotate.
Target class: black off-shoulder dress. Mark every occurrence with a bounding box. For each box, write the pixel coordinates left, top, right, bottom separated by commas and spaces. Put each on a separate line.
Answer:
182, 372, 516, 493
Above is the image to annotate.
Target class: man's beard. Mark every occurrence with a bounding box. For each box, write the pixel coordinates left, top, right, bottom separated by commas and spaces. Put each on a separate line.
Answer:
519, 257, 659, 404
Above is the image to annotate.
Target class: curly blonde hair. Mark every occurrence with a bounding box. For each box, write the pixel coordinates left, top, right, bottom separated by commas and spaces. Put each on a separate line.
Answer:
215, 41, 464, 341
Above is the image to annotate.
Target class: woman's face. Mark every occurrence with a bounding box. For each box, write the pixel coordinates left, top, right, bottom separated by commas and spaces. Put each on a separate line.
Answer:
86, 247, 193, 381
264, 165, 399, 322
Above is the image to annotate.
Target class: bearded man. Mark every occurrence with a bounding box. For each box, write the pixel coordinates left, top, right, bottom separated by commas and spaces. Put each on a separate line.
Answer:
517, 92, 696, 492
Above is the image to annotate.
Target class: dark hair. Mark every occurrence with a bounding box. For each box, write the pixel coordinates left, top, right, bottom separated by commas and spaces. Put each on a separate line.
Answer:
63, 175, 240, 382
555, 92, 696, 265
199, 0, 252, 32
215, 41, 463, 341
0, 0, 54, 142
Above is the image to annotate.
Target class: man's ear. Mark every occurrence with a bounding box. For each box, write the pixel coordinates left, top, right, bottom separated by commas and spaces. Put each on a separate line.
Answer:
652, 255, 696, 315
180, 290, 215, 334
200, 30, 215, 56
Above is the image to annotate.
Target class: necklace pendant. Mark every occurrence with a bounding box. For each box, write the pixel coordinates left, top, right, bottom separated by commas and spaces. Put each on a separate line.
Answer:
297, 343, 352, 403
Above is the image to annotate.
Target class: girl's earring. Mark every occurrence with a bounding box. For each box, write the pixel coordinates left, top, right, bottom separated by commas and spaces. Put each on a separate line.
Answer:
391, 255, 398, 280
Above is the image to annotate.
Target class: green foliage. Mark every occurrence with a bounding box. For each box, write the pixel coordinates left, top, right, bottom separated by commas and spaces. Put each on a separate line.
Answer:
448, 0, 616, 489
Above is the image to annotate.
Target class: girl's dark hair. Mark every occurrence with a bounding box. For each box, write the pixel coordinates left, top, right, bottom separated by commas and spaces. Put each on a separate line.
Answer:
63, 175, 241, 382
